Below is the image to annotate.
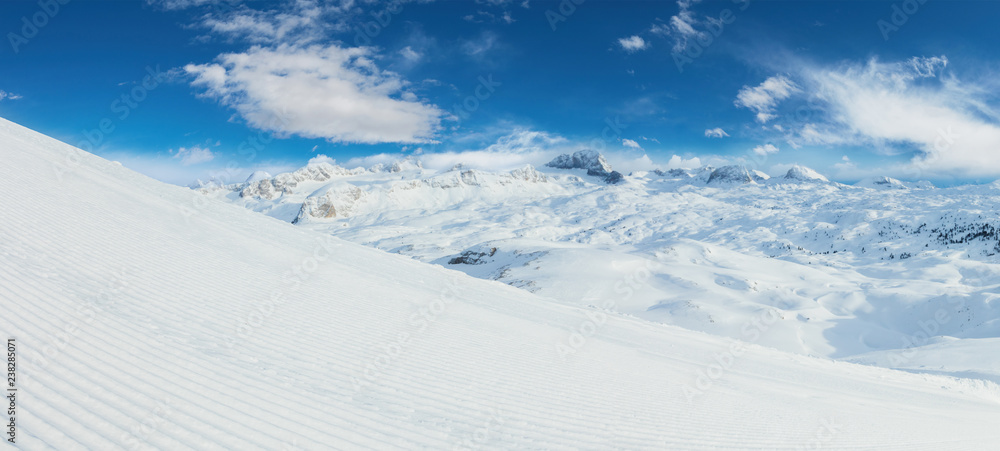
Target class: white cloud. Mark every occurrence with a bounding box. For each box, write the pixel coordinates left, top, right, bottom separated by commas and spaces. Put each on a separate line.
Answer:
668, 10, 698, 38
172, 145, 215, 166
462, 1, 519, 24
796, 56, 1000, 177
610, 154, 658, 173
205, 12, 316, 43
908, 55, 949, 78
185, 44, 445, 144
0, 90, 22, 101
308, 154, 338, 166
735, 75, 798, 123
225, 127, 753, 185
175, 1, 445, 145
832, 155, 857, 174
618, 36, 648, 53
650, 0, 706, 53
462, 31, 499, 57
399, 46, 421, 61
751, 144, 779, 156
665, 154, 702, 169
733, 55, 1000, 178
337, 128, 679, 176
145, 0, 214, 10
486, 129, 568, 151
341, 129, 571, 171
704, 127, 728, 138
160, 0, 357, 44
622, 138, 642, 149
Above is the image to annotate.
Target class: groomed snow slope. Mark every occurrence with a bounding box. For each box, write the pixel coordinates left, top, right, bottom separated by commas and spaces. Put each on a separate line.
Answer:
1, 116, 999, 449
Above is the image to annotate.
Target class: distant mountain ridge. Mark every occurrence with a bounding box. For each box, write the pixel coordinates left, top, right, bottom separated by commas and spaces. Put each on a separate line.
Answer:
213, 153, 950, 229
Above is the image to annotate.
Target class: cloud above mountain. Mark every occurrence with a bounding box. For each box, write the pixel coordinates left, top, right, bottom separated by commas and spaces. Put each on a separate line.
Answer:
172, 145, 215, 165
331, 128, 729, 178
752, 144, 778, 156
180, 0, 446, 145
735, 76, 798, 123
186, 44, 445, 144
736, 55, 1000, 179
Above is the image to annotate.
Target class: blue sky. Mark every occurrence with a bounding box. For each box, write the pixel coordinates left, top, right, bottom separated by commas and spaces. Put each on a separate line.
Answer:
2, 0, 1000, 186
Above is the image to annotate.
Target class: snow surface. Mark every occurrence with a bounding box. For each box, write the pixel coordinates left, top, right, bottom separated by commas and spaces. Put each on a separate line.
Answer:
3, 117, 1000, 449
206, 155, 1000, 386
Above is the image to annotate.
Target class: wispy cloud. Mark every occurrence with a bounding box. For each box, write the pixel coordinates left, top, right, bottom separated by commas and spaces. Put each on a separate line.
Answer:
461, 31, 500, 57
341, 129, 570, 171
157, 0, 354, 44
650, 0, 705, 53
734, 75, 798, 123
463, 10, 515, 24
622, 138, 642, 149
0, 90, 23, 101
463, 0, 520, 24
334, 127, 735, 178
795, 56, 996, 177
172, 145, 215, 165
704, 127, 728, 138
735, 55, 1000, 179
145, 0, 215, 10
399, 46, 422, 62
751, 143, 778, 156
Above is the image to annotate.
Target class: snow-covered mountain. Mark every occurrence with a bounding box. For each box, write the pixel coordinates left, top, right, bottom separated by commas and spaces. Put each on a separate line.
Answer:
5, 116, 1000, 448
855, 175, 910, 189
784, 164, 829, 182
705, 164, 770, 185
205, 154, 1000, 385
545, 149, 624, 183
545, 148, 613, 174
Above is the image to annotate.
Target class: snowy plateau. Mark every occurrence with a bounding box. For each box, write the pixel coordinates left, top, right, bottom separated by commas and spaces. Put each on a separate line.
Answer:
3, 116, 1000, 449
205, 148, 1000, 380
